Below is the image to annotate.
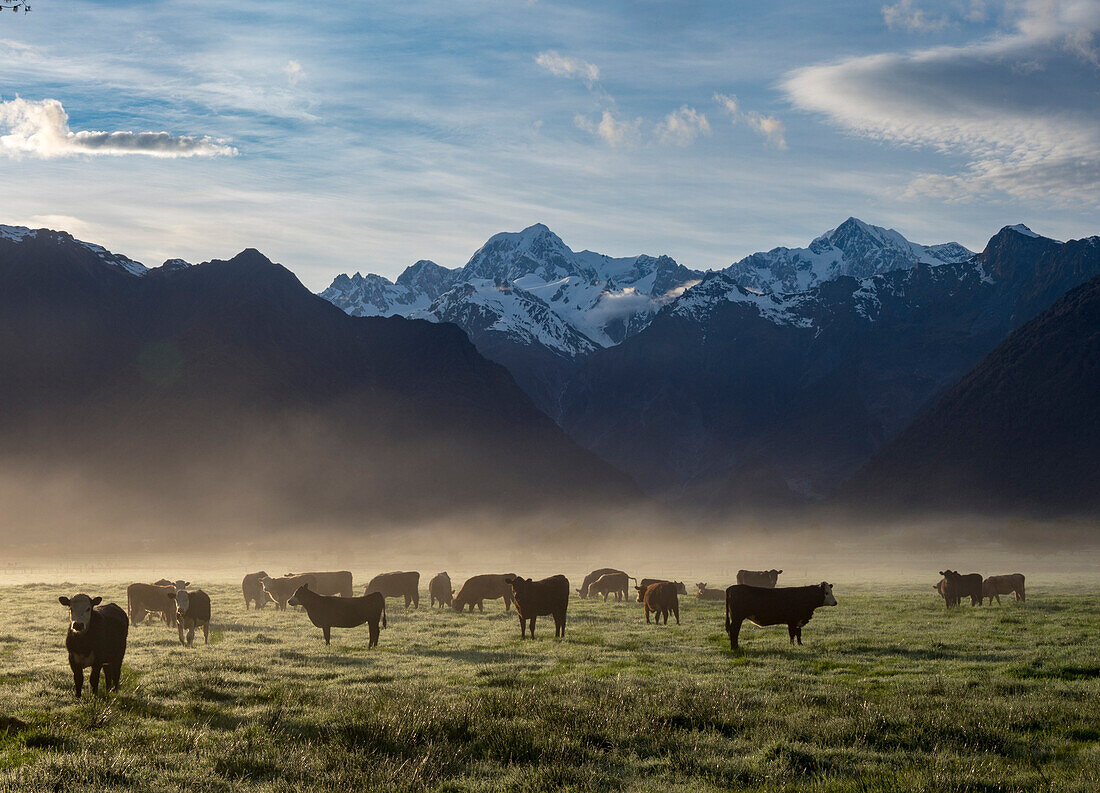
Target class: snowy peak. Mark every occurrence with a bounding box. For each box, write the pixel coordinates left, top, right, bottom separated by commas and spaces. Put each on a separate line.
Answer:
461, 223, 580, 283
1003, 223, 1040, 238
394, 259, 460, 300
0, 224, 148, 276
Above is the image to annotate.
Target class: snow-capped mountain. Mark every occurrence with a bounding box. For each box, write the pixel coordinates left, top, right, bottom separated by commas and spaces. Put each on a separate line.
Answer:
319, 260, 459, 317
1, 224, 148, 276
723, 217, 973, 293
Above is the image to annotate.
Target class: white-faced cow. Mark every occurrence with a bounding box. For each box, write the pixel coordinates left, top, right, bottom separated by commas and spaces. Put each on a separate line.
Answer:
736, 569, 782, 588
59, 594, 128, 698
725, 582, 837, 650
504, 575, 569, 638
169, 588, 211, 647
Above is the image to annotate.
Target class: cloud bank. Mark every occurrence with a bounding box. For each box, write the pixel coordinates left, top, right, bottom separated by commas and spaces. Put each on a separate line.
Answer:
783, 0, 1100, 203
0, 97, 238, 159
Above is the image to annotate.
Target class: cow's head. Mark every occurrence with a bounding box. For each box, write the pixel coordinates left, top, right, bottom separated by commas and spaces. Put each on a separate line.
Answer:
696, 583, 708, 594
287, 584, 310, 608
634, 585, 647, 602
820, 582, 837, 607
770, 569, 783, 576
59, 594, 101, 634
173, 580, 190, 590
674, 581, 687, 595
168, 588, 189, 614
504, 576, 529, 596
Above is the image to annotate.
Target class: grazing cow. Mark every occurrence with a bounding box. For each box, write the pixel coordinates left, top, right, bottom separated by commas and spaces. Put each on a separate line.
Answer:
452, 574, 516, 612
736, 569, 782, 588
126, 582, 176, 626
940, 570, 983, 606
288, 584, 386, 647
365, 571, 421, 609
505, 575, 569, 638
725, 582, 837, 650
429, 572, 454, 608
261, 574, 315, 610
588, 572, 631, 602
636, 578, 687, 596
242, 571, 269, 610
284, 571, 353, 597
577, 568, 626, 599
169, 589, 211, 647
59, 594, 128, 698
695, 583, 726, 601
983, 574, 1026, 605
635, 582, 680, 625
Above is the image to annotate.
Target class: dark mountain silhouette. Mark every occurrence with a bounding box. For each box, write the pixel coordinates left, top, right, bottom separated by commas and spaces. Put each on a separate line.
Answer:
0, 229, 638, 532
847, 269, 1100, 515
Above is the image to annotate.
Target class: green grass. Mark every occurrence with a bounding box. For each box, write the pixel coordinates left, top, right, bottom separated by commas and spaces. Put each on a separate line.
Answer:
0, 580, 1096, 791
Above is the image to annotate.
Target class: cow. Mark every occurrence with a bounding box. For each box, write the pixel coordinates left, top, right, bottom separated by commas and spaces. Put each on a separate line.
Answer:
169, 589, 211, 647
636, 578, 687, 596
635, 582, 680, 625
58, 594, 128, 698
284, 571, 354, 598
724, 582, 837, 650
242, 571, 269, 610
365, 571, 420, 609
983, 573, 1026, 605
940, 570, 983, 606
287, 584, 386, 647
588, 572, 631, 602
934, 577, 959, 608
577, 568, 626, 599
126, 582, 176, 626
736, 569, 782, 588
261, 574, 315, 611
695, 583, 726, 601
452, 574, 516, 613
505, 575, 569, 638
154, 578, 190, 589
429, 572, 454, 608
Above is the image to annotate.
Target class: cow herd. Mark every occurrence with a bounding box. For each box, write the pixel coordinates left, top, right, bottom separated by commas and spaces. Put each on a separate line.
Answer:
55, 565, 1028, 698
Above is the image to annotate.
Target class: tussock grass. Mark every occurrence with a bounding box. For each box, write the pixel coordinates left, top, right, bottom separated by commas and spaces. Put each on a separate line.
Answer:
0, 580, 1096, 791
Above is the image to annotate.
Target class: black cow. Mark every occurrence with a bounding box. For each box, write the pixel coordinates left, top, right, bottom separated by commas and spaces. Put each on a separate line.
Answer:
724, 583, 837, 650
504, 575, 569, 638
59, 594, 128, 698
940, 570, 983, 606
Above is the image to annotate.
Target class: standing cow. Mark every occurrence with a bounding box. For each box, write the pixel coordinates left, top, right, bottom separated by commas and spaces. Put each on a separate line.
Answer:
242, 571, 269, 610
366, 571, 421, 609
588, 572, 630, 602
934, 577, 959, 608
505, 575, 569, 638
983, 574, 1026, 605
725, 582, 837, 650
940, 570, 983, 607
636, 582, 680, 625
126, 582, 176, 626
577, 568, 626, 599
169, 588, 211, 647
452, 574, 515, 613
736, 569, 782, 588
59, 594, 128, 698
284, 571, 354, 598
429, 572, 454, 608
288, 584, 387, 647
261, 575, 315, 610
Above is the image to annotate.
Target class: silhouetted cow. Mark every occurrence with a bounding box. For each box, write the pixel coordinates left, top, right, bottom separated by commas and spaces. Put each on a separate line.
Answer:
429, 572, 454, 608
284, 571, 353, 597
736, 569, 782, 588
725, 582, 837, 650
940, 570, 983, 606
288, 584, 387, 647
242, 571, 269, 610
577, 568, 625, 598
635, 582, 680, 625
589, 572, 630, 602
983, 573, 1026, 605
452, 574, 515, 613
126, 582, 176, 626
169, 589, 211, 647
59, 594, 128, 698
934, 576, 959, 608
366, 571, 420, 609
505, 575, 569, 638
695, 583, 725, 601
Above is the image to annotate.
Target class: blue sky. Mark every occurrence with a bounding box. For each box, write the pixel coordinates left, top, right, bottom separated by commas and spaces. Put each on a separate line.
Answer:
0, 0, 1097, 290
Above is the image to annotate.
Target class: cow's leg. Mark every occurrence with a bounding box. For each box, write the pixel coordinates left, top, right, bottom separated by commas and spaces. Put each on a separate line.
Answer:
476, 601, 483, 613
519, 615, 527, 639
530, 616, 537, 637
71, 664, 84, 698
178, 621, 185, 645
90, 664, 101, 695
728, 619, 742, 650
413, 591, 419, 609
323, 626, 331, 646
645, 605, 651, 624
662, 609, 668, 625
673, 604, 680, 625
369, 620, 380, 648
187, 625, 196, 647
788, 624, 797, 644
796, 626, 803, 645
202, 622, 209, 644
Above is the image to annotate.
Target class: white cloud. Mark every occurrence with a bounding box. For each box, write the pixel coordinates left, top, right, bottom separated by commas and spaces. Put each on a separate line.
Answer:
656, 105, 711, 146
714, 92, 787, 149
0, 97, 237, 159
536, 50, 600, 87
882, 0, 950, 32
574, 110, 641, 147
783, 0, 1100, 203
284, 59, 303, 86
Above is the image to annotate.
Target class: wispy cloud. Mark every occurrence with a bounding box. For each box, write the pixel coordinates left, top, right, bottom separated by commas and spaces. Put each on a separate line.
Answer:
714, 92, 787, 149
0, 97, 237, 159
283, 59, 304, 86
536, 50, 600, 87
656, 106, 711, 146
574, 110, 642, 147
882, 0, 950, 32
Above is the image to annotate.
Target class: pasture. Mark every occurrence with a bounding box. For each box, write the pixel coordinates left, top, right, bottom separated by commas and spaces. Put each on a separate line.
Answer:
0, 578, 1097, 791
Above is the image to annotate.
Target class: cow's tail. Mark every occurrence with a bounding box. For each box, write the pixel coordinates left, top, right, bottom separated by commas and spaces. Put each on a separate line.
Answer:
381, 598, 387, 630
724, 597, 731, 633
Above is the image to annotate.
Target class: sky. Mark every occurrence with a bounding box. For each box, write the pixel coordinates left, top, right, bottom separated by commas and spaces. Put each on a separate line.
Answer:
0, 0, 1097, 290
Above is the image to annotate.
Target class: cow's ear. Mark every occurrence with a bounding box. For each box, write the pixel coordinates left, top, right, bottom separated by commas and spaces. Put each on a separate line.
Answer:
91, 596, 102, 606
778, 570, 783, 574
58, 596, 70, 606
183, 581, 190, 588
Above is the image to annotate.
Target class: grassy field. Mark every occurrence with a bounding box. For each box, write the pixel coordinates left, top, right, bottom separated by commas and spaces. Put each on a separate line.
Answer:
0, 576, 1096, 792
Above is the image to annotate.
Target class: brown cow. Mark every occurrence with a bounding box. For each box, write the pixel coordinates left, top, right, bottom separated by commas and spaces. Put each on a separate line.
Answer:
589, 572, 630, 602
637, 578, 687, 596
242, 571, 269, 610
288, 584, 386, 647
940, 570, 983, 606
577, 568, 626, 598
983, 573, 1026, 605
635, 582, 680, 625
154, 578, 190, 589
452, 574, 515, 612
934, 577, 959, 608
169, 589, 211, 647
284, 571, 353, 597
429, 572, 453, 608
126, 582, 176, 626
365, 571, 420, 609
736, 569, 782, 588
505, 575, 569, 638
695, 583, 726, 601
59, 594, 128, 698
261, 574, 315, 610
725, 583, 837, 649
